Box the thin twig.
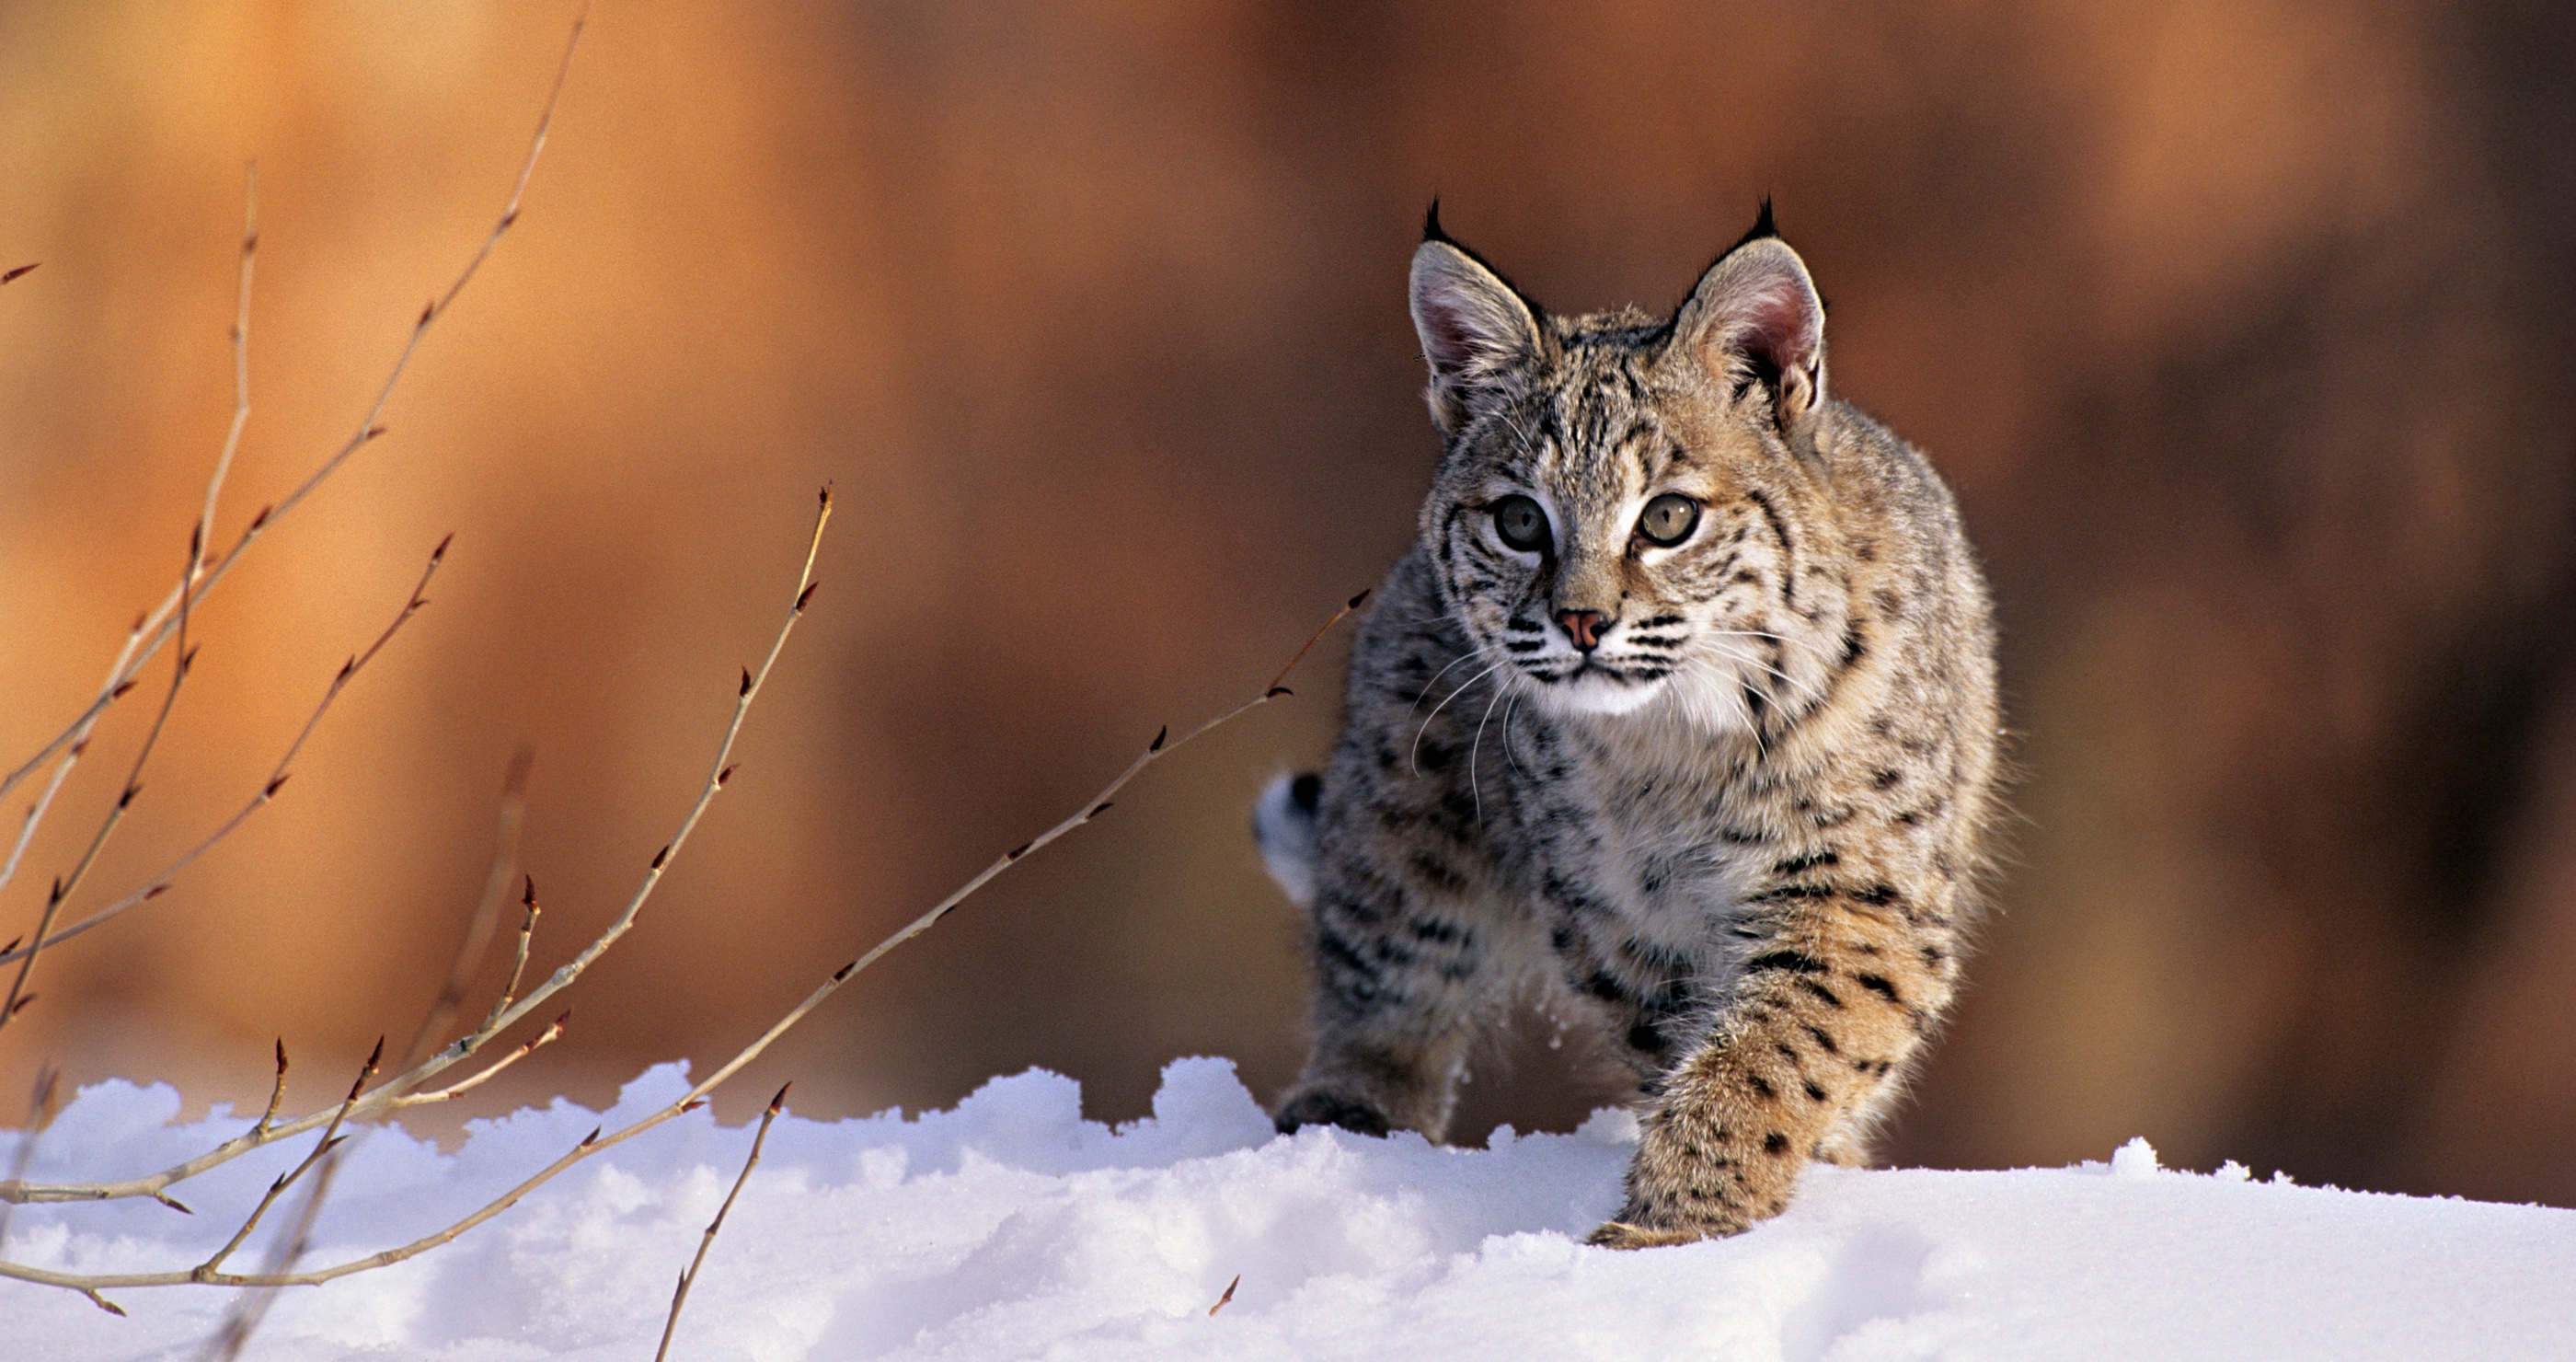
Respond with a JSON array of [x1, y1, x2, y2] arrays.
[[384, 1010, 567, 1108], [655, 1082, 788, 1362], [253, 1041, 288, 1139], [198, 748, 538, 1362], [0, 168, 254, 898], [806, 585, 1367, 994], [0, 530, 204, 1035], [409, 747, 535, 1060], [0, 8, 581, 846], [0, 581, 1362, 1291], [478, 876, 544, 1035], [0, 538, 449, 974], [1209, 1273, 1240, 1316], [0, 1064, 63, 1249], [193, 1041, 381, 1281]]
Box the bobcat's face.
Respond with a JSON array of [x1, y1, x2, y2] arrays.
[[1409, 213, 1835, 732]]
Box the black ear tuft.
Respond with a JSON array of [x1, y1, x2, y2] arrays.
[[1731, 197, 1779, 253], [1413, 202, 1540, 319]]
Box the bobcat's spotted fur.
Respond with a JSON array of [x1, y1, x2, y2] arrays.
[[1257, 206, 1999, 1245]]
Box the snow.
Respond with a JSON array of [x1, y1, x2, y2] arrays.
[[4, 1057, 2570, 1360]]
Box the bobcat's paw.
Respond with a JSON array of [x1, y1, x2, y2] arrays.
[[1584, 1219, 1712, 1250], [1584, 1200, 1758, 1250], [1272, 1089, 1391, 1137]]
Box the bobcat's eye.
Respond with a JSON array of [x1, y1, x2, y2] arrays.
[[1491, 494, 1550, 553], [1637, 493, 1700, 547]]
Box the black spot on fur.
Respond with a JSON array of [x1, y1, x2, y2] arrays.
[[1409, 854, 1467, 893], [1408, 916, 1468, 945], [1763, 1131, 1790, 1155]]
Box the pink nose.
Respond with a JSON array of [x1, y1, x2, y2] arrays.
[[1556, 609, 1607, 652]]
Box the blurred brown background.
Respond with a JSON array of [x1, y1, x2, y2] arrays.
[[2, 1, 2571, 1207]]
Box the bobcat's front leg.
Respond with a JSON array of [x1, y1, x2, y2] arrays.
[[1272, 555, 1533, 1142], [1274, 841, 1523, 1140], [1588, 905, 1954, 1247]]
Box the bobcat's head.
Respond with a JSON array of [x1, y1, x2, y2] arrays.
[[1409, 204, 1841, 733]]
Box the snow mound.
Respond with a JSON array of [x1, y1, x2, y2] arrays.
[[5, 1056, 2571, 1359]]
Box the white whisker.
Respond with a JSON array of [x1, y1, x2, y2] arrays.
[[1408, 644, 1496, 718], [1703, 635, 1830, 710], [1706, 628, 1839, 674], [1469, 674, 1514, 823], [1410, 654, 1513, 778]]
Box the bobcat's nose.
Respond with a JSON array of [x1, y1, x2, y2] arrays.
[[1556, 609, 1609, 652]]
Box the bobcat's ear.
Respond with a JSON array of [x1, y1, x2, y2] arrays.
[[1673, 210, 1826, 436], [1409, 207, 1544, 435]]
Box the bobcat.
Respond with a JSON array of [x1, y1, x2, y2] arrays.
[[1256, 204, 2000, 1246]]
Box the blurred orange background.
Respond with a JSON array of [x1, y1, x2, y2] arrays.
[[3, 1, 2572, 1209]]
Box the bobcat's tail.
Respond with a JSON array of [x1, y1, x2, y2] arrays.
[[1252, 771, 1323, 911]]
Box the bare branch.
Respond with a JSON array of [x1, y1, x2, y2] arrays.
[[0, 539, 448, 974], [1, 531, 205, 1035], [788, 585, 1367, 998], [193, 1041, 380, 1281], [410, 748, 536, 1059], [202, 163, 257, 583], [0, 1064, 63, 1248], [0, 487, 822, 1208], [655, 1082, 788, 1362], [481, 876, 543, 1032], [0, 576, 1359, 1291], [0, 9, 582, 841], [253, 1041, 288, 1138], [197, 747, 538, 1361], [0, 171, 254, 899], [385, 1010, 567, 1109]]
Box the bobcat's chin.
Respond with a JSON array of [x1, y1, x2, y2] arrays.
[[1537, 665, 1667, 717]]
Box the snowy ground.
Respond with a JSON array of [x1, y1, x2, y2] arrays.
[[3, 1058, 2568, 1360]]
